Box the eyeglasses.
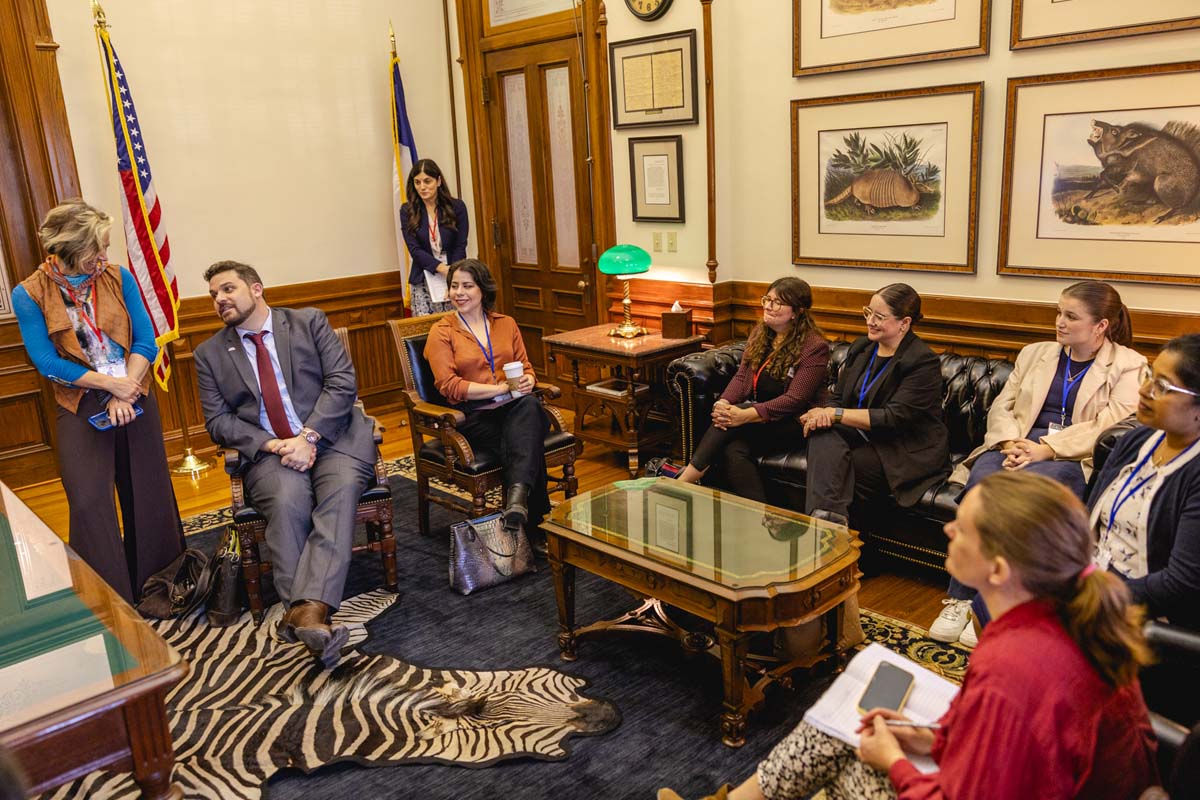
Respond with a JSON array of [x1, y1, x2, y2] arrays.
[[862, 306, 896, 324], [760, 296, 788, 310], [1144, 375, 1200, 400]]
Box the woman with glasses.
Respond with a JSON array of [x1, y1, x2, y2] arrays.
[[930, 281, 1146, 646], [673, 277, 828, 503], [798, 283, 950, 528]]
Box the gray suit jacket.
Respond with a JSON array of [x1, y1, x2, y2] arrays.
[[194, 307, 375, 466]]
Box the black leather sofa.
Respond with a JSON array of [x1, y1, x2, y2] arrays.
[[666, 340, 1015, 572]]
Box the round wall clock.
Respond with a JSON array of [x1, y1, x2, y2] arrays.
[[625, 0, 672, 22]]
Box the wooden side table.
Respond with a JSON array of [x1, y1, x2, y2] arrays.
[[545, 325, 704, 476]]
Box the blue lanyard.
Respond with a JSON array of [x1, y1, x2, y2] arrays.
[[1060, 349, 1093, 426], [856, 346, 889, 409], [458, 312, 495, 374], [1107, 433, 1200, 531]]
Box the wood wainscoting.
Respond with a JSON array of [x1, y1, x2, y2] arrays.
[[0, 272, 407, 487], [612, 278, 1195, 361]]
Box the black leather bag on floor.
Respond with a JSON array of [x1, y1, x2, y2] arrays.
[[206, 527, 245, 626], [137, 546, 215, 619], [449, 511, 535, 595]]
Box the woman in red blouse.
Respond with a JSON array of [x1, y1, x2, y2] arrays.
[[424, 259, 550, 536], [674, 277, 829, 503], [659, 470, 1158, 800]]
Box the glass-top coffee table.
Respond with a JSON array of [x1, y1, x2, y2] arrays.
[[0, 482, 188, 798], [542, 478, 861, 747]]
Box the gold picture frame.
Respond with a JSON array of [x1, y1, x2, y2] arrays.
[[1011, 0, 1200, 50], [998, 61, 1200, 285], [791, 82, 983, 274], [793, 0, 990, 77]]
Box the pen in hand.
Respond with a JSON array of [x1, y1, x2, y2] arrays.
[[884, 720, 941, 730]]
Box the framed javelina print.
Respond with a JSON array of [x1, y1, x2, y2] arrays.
[[792, 83, 983, 274], [999, 62, 1200, 285]]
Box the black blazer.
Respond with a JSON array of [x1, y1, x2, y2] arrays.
[[399, 197, 470, 286], [833, 330, 951, 506]]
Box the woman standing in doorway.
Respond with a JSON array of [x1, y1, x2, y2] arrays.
[[400, 158, 469, 315]]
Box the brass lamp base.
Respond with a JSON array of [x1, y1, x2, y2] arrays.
[[608, 279, 648, 339], [170, 447, 215, 477]]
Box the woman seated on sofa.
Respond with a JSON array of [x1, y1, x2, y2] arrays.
[[798, 283, 950, 527], [930, 280, 1147, 645], [674, 277, 829, 503], [658, 471, 1158, 800]]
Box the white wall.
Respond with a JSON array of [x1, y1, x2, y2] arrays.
[[606, 0, 1200, 312], [48, 0, 475, 298]]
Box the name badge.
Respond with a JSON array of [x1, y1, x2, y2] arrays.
[[96, 360, 127, 378], [1047, 422, 1066, 433], [1095, 549, 1112, 572]]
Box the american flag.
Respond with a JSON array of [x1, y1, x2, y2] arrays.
[[390, 29, 418, 317], [95, 21, 179, 389]]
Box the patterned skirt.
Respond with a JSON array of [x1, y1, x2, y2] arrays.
[[757, 721, 896, 800], [411, 280, 452, 316]]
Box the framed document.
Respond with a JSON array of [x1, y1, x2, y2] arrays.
[[792, 82, 983, 274], [1011, 0, 1200, 50], [998, 61, 1200, 285], [629, 135, 685, 222], [609, 30, 698, 129], [643, 485, 693, 566], [793, 0, 990, 76], [486, 0, 574, 33]]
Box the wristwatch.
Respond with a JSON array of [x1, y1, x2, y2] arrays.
[[833, 408, 844, 423], [300, 427, 321, 445]]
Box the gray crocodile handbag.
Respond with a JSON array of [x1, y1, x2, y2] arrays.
[[449, 511, 535, 595]]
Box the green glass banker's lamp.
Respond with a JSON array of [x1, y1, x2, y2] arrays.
[[597, 244, 651, 338]]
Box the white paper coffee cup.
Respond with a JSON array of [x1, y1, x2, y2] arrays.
[[503, 361, 526, 395]]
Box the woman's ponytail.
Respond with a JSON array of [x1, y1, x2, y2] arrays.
[[1061, 567, 1152, 687]]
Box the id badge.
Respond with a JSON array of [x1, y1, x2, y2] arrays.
[[1048, 422, 1065, 433], [1095, 549, 1112, 572], [96, 360, 127, 378]]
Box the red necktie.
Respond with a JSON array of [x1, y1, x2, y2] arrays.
[[245, 331, 294, 439]]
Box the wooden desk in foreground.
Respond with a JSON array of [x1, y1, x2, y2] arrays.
[[0, 482, 188, 799], [542, 479, 861, 747]]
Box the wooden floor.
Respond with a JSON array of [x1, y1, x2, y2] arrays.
[[13, 408, 947, 629]]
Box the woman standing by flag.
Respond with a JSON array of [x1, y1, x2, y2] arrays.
[[400, 159, 469, 315], [11, 200, 184, 604]]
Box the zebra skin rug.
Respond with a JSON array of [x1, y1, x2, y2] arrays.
[[43, 590, 619, 800]]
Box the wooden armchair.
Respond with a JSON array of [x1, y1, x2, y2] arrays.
[[224, 327, 397, 623], [386, 314, 582, 536]]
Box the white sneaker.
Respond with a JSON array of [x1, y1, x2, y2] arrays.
[[958, 620, 979, 649], [929, 598, 972, 643]]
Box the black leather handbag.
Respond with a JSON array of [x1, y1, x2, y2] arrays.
[[205, 527, 245, 626], [137, 546, 215, 619], [449, 511, 535, 595]]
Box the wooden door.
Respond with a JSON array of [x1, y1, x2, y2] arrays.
[[483, 39, 598, 380]]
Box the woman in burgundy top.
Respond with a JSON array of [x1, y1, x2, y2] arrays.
[[675, 277, 829, 504], [659, 471, 1158, 800]]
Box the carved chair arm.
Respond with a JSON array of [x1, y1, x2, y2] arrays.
[[533, 381, 562, 400], [411, 400, 467, 427]]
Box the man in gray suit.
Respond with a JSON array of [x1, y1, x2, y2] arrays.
[[195, 260, 375, 665]]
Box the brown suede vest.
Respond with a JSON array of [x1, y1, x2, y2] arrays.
[[20, 263, 148, 413]]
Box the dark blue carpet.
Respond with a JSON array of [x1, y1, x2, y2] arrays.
[[195, 479, 831, 800]]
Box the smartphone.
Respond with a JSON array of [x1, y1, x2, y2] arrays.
[[857, 662, 915, 715], [88, 404, 144, 431]]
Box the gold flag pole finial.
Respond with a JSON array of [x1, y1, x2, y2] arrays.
[[91, 0, 108, 29], [389, 20, 397, 57]]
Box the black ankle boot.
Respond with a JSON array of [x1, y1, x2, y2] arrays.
[[503, 483, 530, 531]]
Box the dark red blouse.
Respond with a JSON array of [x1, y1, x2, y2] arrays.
[[719, 330, 829, 422]]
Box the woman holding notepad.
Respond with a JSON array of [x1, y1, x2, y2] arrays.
[[658, 471, 1157, 800], [399, 158, 468, 315]]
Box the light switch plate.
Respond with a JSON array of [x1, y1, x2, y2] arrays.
[[667, 232, 678, 252], [652, 232, 663, 252]]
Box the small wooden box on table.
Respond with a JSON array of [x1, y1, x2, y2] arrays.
[[544, 325, 704, 476], [542, 479, 862, 747]]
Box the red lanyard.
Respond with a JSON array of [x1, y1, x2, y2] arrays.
[[428, 214, 440, 249], [752, 354, 774, 401], [44, 260, 103, 339]]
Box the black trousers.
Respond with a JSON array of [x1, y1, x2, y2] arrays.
[[56, 390, 185, 603], [803, 424, 889, 519], [458, 394, 552, 525], [691, 418, 805, 503]]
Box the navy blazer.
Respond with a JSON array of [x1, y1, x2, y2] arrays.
[[399, 197, 469, 286], [1087, 424, 1200, 629], [832, 330, 951, 506]]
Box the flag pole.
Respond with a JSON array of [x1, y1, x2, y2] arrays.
[[167, 341, 214, 477]]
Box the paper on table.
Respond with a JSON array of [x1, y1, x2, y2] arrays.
[[426, 269, 449, 303], [2, 483, 71, 600], [802, 643, 958, 775]]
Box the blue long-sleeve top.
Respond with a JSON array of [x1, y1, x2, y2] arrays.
[[12, 266, 159, 386]]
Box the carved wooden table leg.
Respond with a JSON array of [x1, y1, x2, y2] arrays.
[[549, 540, 577, 661], [717, 625, 750, 748], [124, 690, 182, 800]]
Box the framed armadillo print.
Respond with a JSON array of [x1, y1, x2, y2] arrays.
[[791, 83, 983, 274], [1012, 0, 1200, 50], [998, 62, 1200, 285], [792, 0, 990, 76]]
